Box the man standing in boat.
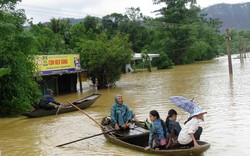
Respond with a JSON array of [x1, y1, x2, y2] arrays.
[[38, 89, 61, 110], [110, 94, 138, 130]]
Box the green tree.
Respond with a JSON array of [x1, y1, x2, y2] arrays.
[[0, 67, 11, 77], [69, 22, 87, 49], [152, 52, 174, 70], [220, 29, 250, 55], [83, 15, 103, 34], [152, 0, 221, 64], [0, 1, 41, 117], [29, 23, 68, 54], [141, 46, 152, 72], [48, 18, 71, 45], [102, 9, 153, 53], [0, 0, 20, 10], [119, 8, 152, 53], [78, 33, 133, 89], [125, 7, 144, 22], [101, 13, 128, 36]]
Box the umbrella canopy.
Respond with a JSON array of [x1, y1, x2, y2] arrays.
[[169, 96, 199, 114]]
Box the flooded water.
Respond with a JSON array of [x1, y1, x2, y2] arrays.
[[1, 55, 250, 156]]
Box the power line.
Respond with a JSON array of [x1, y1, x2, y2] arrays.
[[16, 4, 105, 22], [21, 4, 102, 16]]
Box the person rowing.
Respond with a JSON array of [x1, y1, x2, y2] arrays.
[[38, 89, 61, 110]]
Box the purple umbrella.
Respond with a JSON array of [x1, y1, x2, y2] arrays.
[[169, 96, 198, 114]]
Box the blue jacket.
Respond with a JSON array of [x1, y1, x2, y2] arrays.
[[148, 119, 166, 148], [39, 94, 60, 107], [167, 119, 182, 136]]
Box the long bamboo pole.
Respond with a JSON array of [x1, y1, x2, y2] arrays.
[[66, 100, 103, 128], [56, 129, 115, 147], [65, 100, 116, 138]]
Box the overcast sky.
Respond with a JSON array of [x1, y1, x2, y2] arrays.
[[16, 0, 250, 24]]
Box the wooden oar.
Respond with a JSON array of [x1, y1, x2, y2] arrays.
[[66, 100, 103, 128], [66, 100, 116, 138], [54, 105, 61, 117], [56, 129, 115, 147]]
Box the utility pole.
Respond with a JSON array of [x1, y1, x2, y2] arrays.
[[226, 29, 233, 75]]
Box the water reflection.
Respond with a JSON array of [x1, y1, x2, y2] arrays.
[[0, 56, 250, 156]]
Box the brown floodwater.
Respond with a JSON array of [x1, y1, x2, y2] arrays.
[[1, 55, 250, 156]]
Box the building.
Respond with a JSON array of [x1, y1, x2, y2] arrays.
[[34, 54, 84, 95], [125, 53, 160, 73]]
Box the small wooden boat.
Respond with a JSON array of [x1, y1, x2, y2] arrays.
[[22, 93, 101, 118], [101, 117, 210, 156]]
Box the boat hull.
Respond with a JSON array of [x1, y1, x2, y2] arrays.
[[22, 93, 101, 118], [101, 117, 210, 156]]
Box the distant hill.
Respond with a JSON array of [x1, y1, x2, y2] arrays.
[[200, 2, 250, 30], [40, 3, 250, 31], [63, 18, 84, 25]]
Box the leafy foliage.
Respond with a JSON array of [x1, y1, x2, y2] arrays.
[[218, 29, 250, 54], [153, 52, 174, 70], [0, 0, 236, 116], [0, 52, 41, 117], [29, 23, 69, 54], [0, 2, 40, 117], [78, 33, 133, 88], [101, 13, 128, 36], [0, 0, 20, 10], [152, 0, 221, 64], [0, 67, 11, 77]]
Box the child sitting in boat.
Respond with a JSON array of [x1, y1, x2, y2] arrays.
[[110, 94, 138, 130], [144, 110, 167, 151]]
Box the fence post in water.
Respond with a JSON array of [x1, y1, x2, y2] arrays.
[[78, 72, 83, 92], [226, 29, 233, 75]]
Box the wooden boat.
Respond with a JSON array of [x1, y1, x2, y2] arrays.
[[22, 93, 101, 118], [101, 117, 210, 156]]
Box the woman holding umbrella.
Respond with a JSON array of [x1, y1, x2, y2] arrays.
[[177, 107, 207, 148]]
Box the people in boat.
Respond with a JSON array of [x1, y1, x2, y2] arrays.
[[144, 110, 167, 151], [165, 109, 182, 136], [38, 89, 61, 110], [110, 94, 138, 130], [177, 107, 207, 148]]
